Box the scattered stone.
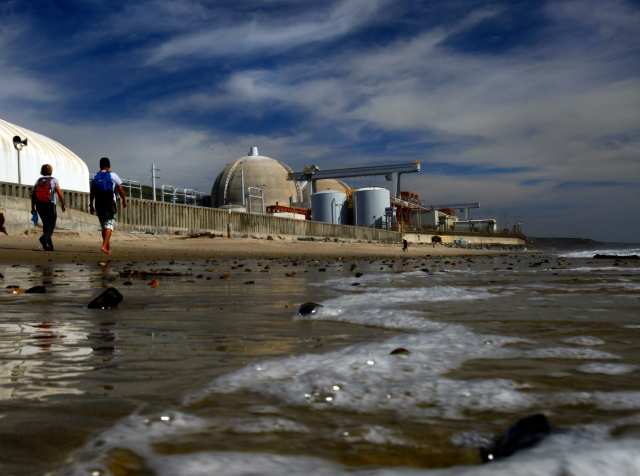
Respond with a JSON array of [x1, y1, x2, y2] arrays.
[[25, 285, 47, 294], [244, 280, 255, 285], [390, 347, 410, 356], [354, 272, 363, 278], [119, 269, 186, 278], [351, 282, 361, 286], [88, 288, 123, 310], [220, 273, 231, 280], [123, 281, 133, 286], [480, 414, 551, 463], [298, 302, 323, 316]]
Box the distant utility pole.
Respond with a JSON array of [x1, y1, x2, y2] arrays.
[[151, 163, 159, 201]]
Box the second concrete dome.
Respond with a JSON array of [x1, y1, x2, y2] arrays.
[[211, 147, 302, 209]]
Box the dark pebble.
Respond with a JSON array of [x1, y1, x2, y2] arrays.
[[88, 288, 123, 310], [480, 414, 551, 463], [25, 285, 47, 294], [390, 347, 410, 355], [298, 302, 323, 316]]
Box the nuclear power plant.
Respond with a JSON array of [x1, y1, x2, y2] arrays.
[[210, 145, 500, 234], [1, 117, 520, 240]]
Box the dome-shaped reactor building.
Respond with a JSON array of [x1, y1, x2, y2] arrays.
[[211, 147, 302, 210], [0, 118, 90, 192]]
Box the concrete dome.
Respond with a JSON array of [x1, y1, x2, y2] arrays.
[[211, 147, 302, 209], [0, 118, 90, 192]]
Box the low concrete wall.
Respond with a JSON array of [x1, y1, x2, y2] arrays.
[[0, 195, 98, 235], [118, 199, 400, 242], [404, 232, 525, 247], [0, 181, 400, 243]]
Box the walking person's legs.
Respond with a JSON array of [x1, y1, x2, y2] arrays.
[[36, 202, 56, 251], [99, 216, 115, 255]]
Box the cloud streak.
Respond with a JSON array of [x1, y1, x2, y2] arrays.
[[145, 0, 390, 64]]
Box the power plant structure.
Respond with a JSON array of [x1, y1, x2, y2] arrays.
[[211, 146, 503, 234], [1, 115, 516, 239]]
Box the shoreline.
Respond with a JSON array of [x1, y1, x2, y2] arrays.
[[0, 231, 527, 264]]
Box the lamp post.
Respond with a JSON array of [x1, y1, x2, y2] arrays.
[[12, 135, 28, 185]]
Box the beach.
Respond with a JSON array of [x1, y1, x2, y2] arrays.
[[0, 231, 516, 264], [1, 238, 639, 475]]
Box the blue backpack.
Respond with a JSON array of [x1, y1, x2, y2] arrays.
[[93, 171, 116, 215], [93, 171, 114, 193]]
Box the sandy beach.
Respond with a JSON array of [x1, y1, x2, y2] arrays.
[[0, 230, 518, 264]]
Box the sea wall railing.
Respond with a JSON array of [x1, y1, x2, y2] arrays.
[[0, 181, 400, 243]]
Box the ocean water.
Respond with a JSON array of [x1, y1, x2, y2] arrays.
[[0, 248, 639, 475]]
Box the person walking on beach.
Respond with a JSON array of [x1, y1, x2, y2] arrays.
[[89, 157, 126, 255], [402, 239, 409, 252], [31, 164, 65, 251]]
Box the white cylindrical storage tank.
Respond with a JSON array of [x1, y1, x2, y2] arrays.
[[311, 190, 347, 224], [0, 118, 90, 192], [353, 187, 390, 227]]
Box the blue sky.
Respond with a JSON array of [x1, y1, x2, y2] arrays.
[[1, 0, 639, 241]]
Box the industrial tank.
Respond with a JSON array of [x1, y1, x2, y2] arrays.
[[353, 187, 390, 227], [311, 190, 347, 224], [0, 118, 90, 192]]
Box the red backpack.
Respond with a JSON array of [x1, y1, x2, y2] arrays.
[[34, 177, 53, 203]]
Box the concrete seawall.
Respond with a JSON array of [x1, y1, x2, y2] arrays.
[[0, 195, 98, 235], [404, 232, 525, 247], [1, 182, 400, 243]]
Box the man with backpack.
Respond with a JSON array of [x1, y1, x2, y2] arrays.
[[89, 157, 126, 255], [31, 164, 66, 251]]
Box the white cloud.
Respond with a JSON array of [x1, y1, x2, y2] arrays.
[[145, 0, 390, 64]]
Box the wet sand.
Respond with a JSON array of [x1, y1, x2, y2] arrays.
[[0, 231, 518, 264]]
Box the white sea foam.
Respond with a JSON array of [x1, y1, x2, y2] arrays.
[[65, 435, 640, 476], [191, 329, 530, 418], [296, 286, 496, 330], [562, 336, 606, 346], [522, 347, 620, 360], [558, 248, 640, 259], [547, 391, 640, 410], [557, 266, 640, 273], [298, 307, 446, 331], [340, 425, 412, 446], [577, 363, 639, 375], [220, 417, 310, 434]]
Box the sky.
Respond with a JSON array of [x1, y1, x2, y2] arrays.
[[1, 0, 639, 241]]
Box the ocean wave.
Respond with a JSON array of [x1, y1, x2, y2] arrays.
[[558, 248, 640, 258]]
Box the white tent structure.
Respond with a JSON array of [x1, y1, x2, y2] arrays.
[[0, 118, 90, 192]]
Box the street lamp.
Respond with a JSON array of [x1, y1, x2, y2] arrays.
[[12, 135, 28, 185]]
